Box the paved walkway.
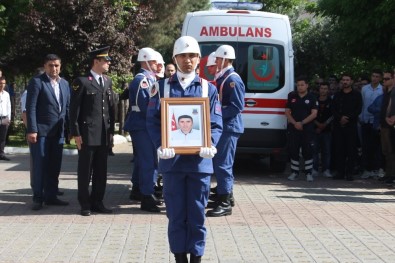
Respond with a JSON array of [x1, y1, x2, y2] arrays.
[[0, 142, 394, 262]]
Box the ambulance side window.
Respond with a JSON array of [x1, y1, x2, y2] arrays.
[[241, 44, 285, 93]]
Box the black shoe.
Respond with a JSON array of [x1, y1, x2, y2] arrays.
[[130, 187, 142, 201], [91, 203, 112, 214], [190, 253, 202, 263], [210, 186, 217, 194], [45, 198, 69, 206], [81, 209, 91, 216], [206, 194, 232, 217], [32, 202, 43, 211], [174, 253, 188, 263], [0, 155, 10, 161], [56, 191, 64, 196], [229, 192, 235, 207], [208, 192, 217, 202], [206, 200, 218, 209], [141, 195, 161, 213]]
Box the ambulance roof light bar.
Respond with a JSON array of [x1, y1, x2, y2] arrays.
[[211, 2, 264, 11]]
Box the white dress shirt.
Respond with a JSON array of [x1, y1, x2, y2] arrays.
[[0, 90, 11, 119]]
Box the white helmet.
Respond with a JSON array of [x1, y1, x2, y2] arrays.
[[206, 52, 216, 66], [173, 36, 201, 57], [137, 47, 157, 62], [154, 51, 165, 64], [215, 45, 236, 59]]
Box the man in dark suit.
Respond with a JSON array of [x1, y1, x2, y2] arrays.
[[26, 54, 70, 210], [69, 46, 115, 216]]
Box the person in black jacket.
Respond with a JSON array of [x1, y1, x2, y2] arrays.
[[285, 76, 318, 182], [69, 46, 115, 216], [332, 73, 362, 180]]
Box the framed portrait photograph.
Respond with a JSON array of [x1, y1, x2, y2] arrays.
[[161, 97, 211, 154]]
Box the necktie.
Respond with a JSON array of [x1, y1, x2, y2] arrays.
[[99, 76, 104, 89]]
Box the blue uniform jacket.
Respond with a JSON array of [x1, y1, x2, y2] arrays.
[[146, 75, 223, 174], [216, 68, 245, 133], [26, 73, 70, 138], [124, 69, 155, 131]]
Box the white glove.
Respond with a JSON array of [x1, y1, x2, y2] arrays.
[[199, 146, 217, 159], [157, 147, 175, 159]]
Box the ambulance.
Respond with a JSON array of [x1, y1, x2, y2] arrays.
[[182, 4, 294, 171]]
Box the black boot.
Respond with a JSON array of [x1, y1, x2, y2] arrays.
[[141, 195, 161, 213], [129, 187, 142, 201], [190, 253, 201, 263], [174, 253, 188, 263], [206, 194, 232, 217], [229, 192, 235, 207]]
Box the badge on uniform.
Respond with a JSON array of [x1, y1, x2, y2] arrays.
[[72, 81, 79, 91], [305, 100, 310, 104], [149, 84, 158, 97], [215, 101, 222, 115], [140, 80, 149, 89], [229, 82, 235, 88]]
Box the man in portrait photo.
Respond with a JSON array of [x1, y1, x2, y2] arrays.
[[170, 114, 202, 146]]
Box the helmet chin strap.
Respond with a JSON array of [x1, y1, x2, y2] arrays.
[[144, 61, 156, 79], [214, 58, 226, 80]]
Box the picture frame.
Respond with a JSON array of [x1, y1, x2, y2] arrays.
[[161, 97, 211, 154]]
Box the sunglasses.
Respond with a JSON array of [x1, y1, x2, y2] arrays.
[[383, 78, 392, 81]]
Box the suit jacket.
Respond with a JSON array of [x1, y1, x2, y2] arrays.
[[26, 73, 70, 138], [69, 72, 115, 146]]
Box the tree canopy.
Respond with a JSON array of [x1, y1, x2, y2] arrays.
[[317, 0, 395, 65], [1, 0, 153, 79]]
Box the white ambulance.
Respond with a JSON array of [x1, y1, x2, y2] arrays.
[[182, 6, 294, 171]]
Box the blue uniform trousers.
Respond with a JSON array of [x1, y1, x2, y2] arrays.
[[213, 132, 240, 195], [31, 136, 63, 202], [131, 130, 157, 195], [163, 172, 210, 256]]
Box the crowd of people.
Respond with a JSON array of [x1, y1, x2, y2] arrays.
[[288, 69, 395, 186], [1, 35, 395, 262]]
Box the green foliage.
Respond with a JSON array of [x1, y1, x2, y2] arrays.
[[317, 0, 395, 64], [1, 0, 153, 79], [108, 72, 133, 94], [138, 0, 210, 63]]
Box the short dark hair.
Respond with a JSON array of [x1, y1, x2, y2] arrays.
[[383, 69, 394, 77], [178, 115, 193, 122], [0, 76, 6, 82], [296, 75, 308, 84], [371, 68, 382, 76], [320, 81, 330, 87], [341, 72, 353, 80], [44, 54, 61, 64]]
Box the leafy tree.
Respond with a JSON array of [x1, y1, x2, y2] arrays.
[[316, 0, 395, 64], [2, 0, 153, 79], [138, 0, 210, 63]]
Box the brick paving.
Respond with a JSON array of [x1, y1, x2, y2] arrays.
[[0, 142, 394, 262]]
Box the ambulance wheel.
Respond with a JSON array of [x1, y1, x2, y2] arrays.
[[269, 154, 287, 173]]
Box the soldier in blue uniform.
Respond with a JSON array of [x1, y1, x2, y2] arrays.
[[206, 45, 245, 218], [285, 76, 318, 182], [123, 47, 162, 212], [146, 36, 223, 263]]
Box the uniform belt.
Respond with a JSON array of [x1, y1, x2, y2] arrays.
[[0, 116, 7, 119], [131, 106, 140, 112]]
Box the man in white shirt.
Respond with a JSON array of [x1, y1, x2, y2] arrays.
[[170, 115, 202, 146], [0, 76, 11, 161]]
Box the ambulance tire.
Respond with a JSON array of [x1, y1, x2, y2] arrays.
[[269, 154, 287, 173]]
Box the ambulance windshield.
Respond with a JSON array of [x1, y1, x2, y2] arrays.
[[199, 42, 285, 93]]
